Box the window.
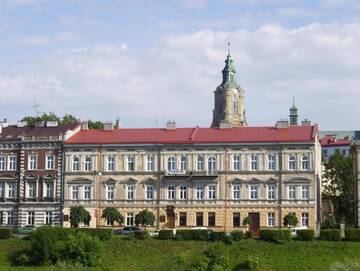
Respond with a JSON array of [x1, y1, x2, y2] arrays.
[[126, 212, 134, 226], [27, 182, 36, 198], [233, 95, 238, 112], [127, 156, 135, 171], [27, 211, 35, 225], [301, 185, 309, 199], [301, 213, 309, 227], [106, 184, 115, 200], [268, 154, 276, 170], [180, 156, 187, 171], [45, 182, 53, 198], [208, 156, 217, 173], [301, 156, 309, 170], [167, 156, 176, 172], [0, 183, 4, 198], [45, 211, 52, 225], [179, 212, 187, 226], [28, 154, 37, 170], [84, 186, 91, 200], [126, 185, 134, 200], [267, 184, 276, 200], [179, 185, 187, 200], [0, 156, 5, 170], [195, 185, 204, 199], [233, 212, 240, 227], [72, 157, 80, 171], [288, 156, 296, 171], [71, 186, 79, 200], [288, 185, 296, 200], [146, 155, 154, 171], [233, 154, 241, 171], [8, 156, 16, 171], [250, 155, 258, 171], [8, 183, 16, 198], [208, 185, 216, 199], [250, 185, 258, 200], [84, 157, 92, 171], [267, 213, 275, 227], [208, 212, 216, 227], [196, 212, 203, 226], [196, 156, 204, 171], [107, 157, 115, 171], [0, 211, 3, 225], [7, 211, 14, 225], [232, 184, 240, 199], [145, 185, 154, 200], [46, 155, 54, 170], [167, 185, 175, 200]]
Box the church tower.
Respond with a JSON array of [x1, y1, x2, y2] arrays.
[[211, 49, 247, 128], [289, 98, 298, 126]]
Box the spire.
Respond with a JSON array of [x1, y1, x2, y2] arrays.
[[221, 43, 238, 89], [289, 97, 298, 126]]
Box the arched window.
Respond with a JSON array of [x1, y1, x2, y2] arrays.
[[268, 154, 276, 171], [180, 156, 187, 171], [84, 157, 92, 171], [167, 157, 176, 172], [233, 95, 238, 113], [208, 156, 217, 173], [301, 156, 309, 170], [288, 156, 296, 171], [233, 154, 240, 171], [196, 156, 204, 171], [72, 157, 80, 171]]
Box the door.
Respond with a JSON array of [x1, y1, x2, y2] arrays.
[[166, 205, 175, 228], [248, 212, 260, 236]]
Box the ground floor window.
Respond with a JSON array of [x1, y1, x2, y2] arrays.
[[7, 212, 14, 225], [126, 212, 134, 226], [45, 211, 52, 225], [267, 213, 275, 227], [0, 211, 3, 225], [208, 212, 216, 227], [196, 212, 203, 226], [27, 211, 35, 226], [179, 212, 187, 226], [301, 213, 309, 227], [233, 212, 240, 227]]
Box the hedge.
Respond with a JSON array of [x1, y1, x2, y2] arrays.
[[31, 227, 112, 241], [231, 230, 245, 241], [320, 229, 341, 241], [259, 229, 291, 243], [158, 230, 174, 240], [176, 230, 210, 241], [296, 229, 314, 241], [209, 231, 226, 242], [133, 231, 150, 240], [345, 229, 360, 241], [0, 228, 12, 239]]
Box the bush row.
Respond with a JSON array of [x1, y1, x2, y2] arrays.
[[31, 227, 112, 241], [296, 229, 315, 241], [0, 228, 12, 239], [158, 229, 248, 241], [320, 229, 341, 241], [345, 229, 360, 241], [259, 229, 291, 243]]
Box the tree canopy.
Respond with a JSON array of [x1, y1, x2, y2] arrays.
[[283, 213, 298, 227], [101, 207, 124, 226], [69, 206, 91, 228], [135, 209, 155, 229]]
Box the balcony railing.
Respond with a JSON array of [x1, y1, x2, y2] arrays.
[[165, 169, 188, 176]]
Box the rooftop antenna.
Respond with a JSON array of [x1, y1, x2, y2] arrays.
[[31, 95, 43, 117], [227, 42, 231, 55], [292, 96, 295, 107]]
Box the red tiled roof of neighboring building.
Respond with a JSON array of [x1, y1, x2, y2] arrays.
[[320, 135, 350, 147], [65, 125, 318, 145]]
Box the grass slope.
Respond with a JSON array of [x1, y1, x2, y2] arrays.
[[1, 237, 360, 270]]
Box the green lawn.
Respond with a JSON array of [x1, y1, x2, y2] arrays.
[[1, 237, 360, 270]]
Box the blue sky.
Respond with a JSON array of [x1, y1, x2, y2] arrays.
[[0, 0, 360, 129]]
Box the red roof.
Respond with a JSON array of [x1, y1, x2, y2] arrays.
[[320, 135, 350, 147], [65, 125, 318, 145]]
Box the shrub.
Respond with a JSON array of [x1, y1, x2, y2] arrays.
[[245, 231, 252, 239], [158, 230, 174, 240], [36, 227, 112, 241], [135, 209, 155, 230], [259, 229, 291, 243], [231, 230, 245, 241], [283, 213, 298, 227], [62, 231, 102, 267], [0, 228, 12, 239], [296, 229, 314, 241], [134, 231, 150, 240], [320, 229, 341, 241], [30, 227, 59, 265], [13, 252, 31, 266], [345, 229, 360, 241], [176, 230, 193, 240], [209, 231, 226, 242], [323, 214, 338, 229], [176, 230, 209, 241], [235, 256, 259, 271], [77, 228, 112, 241], [223, 235, 233, 245]]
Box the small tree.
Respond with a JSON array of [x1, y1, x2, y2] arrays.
[[135, 209, 155, 230], [101, 207, 124, 226], [323, 214, 337, 229], [242, 216, 252, 227], [70, 206, 91, 228], [283, 213, 298, 227]]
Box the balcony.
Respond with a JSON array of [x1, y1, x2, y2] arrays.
[[165, 169, 189, 176]]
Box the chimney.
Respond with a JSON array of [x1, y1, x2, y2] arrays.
[[46, 120, 58, 127], [81, 121, 89, 130], [276, 119, 289, 129], [301, 119, 311, 126], [17, 121, 27, 127], [103, 121, 113, 131], [114, 118, 122, 129], [219, 121, 231, 129], [0, 118, 8, 128], [166, 120, 176, 130]]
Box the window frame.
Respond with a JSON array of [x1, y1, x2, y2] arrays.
[[249, 185, 259, 200]]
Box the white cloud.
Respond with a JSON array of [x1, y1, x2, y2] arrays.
[[1, 23, 360, 130]]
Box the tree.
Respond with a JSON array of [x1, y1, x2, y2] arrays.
[[135, 209, 155, 230], [22, 112, 59, 126], [323, 152, 354, 225], [101, 207, 124, 226], [70, 206, 91, 228], [283, 213, 298, 227], [242, 216, 252, 227], [323, 214, 337, 229], [61, 114, 79, 125], [88, 120, 104, 129]]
